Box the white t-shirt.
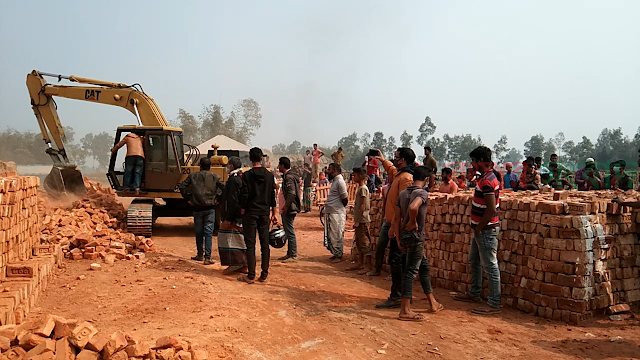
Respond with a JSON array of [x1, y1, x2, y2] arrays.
[[325, 174, 348, 214]]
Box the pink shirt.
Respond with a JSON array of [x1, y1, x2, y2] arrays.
[[312, 149, 322, 164]]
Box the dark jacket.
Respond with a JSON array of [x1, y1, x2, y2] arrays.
[[220, 171, 243, 222], [283, 171, 301, 214], [178, 170, 222, 211], [240, 167, 276, 216]]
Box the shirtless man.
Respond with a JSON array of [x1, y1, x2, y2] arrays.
[[111, 132, 145, 194]]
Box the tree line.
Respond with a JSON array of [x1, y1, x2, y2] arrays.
[[1, 97, 262, 170], [271, 116, 640, 171]]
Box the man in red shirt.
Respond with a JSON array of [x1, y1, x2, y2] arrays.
[[455, 146, 501, 315], [362, 155, 379, 193]]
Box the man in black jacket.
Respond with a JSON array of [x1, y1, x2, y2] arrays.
[[238, 148, 278, 284], [219, 156, 247, 274], [179, 157, 223, 265], [277, 157, 301, 262]]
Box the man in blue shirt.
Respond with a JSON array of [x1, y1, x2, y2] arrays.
[[503, 162, 519, 190]]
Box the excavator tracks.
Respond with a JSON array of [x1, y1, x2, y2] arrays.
[[127, 199, 154, 237]]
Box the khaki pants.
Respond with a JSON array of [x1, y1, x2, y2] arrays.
[[312, 163, 320, 181], [354, 224, 372, 256]]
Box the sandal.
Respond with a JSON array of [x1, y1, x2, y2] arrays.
[[454, 293, 482, 303], [472, 306, 501, 315], [257, 276, 268, 283], [427, 304, 444, 314], [399, 313, 426, 322], [237, 275, 255, 284]]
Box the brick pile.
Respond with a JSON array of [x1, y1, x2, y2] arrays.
[[0, 315, 207, 360], [0, 163, 62, 325], [0, 174, 41, 272], [364, 189, 640, 323], [38, 179, 155, 262]]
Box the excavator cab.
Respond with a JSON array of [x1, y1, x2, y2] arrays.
[[107, 126, 185, 194]]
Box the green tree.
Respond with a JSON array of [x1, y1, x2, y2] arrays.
[[552, 132, 565, 158], [504, 148, 523, 163], [370, 132, 387, 152], [442, 134, 483, 163], [359, 132, 371, 150], [400, 130, 413, 147], [562, 136, 595, 169], [231, 98, 262, 145], [493, 135, 509, 164], [272, 143, 286, 155], [428, 138, 447, 166], [286, 140, 302, 155], [199, 104, 225, 141], [416, 116, 436, 147], [337, 132, 362, 169], [81, 132, 112, 169], [594, 127, 634, 167], [176, 109, 200, 145], [385, 136, 397, 158]]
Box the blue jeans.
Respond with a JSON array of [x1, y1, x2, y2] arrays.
[[400, 234, 433, 299], [194, 209, 215, 259], [124, 156, 144, 190], [282, 213, 297, 258], [369, 174, 376, 193], [469, 226, 501, 308]]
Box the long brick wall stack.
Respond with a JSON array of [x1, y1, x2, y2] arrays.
[[364, 189, 640, 323], [0, 165, 63, 325]]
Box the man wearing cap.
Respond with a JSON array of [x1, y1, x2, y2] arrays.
[[575, 158, 602, 191]]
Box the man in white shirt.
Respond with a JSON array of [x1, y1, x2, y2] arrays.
[[323, 163, 348, 263]]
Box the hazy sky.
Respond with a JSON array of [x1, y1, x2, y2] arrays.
[[1, 1, 639, 153]]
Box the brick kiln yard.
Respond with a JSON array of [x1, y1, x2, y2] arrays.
[[26, 206, 640, 359], [0, 170, 638, 359]]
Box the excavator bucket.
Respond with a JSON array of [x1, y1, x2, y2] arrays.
[[43, 165, 86, 197]]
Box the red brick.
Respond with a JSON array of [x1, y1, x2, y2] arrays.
[[608, 304, 631, 314], [558, 298, 587, 313], [555, 274, 586, 288], [55, 338, 75, 360], [69, 322, 98, 349], [6, 264, 35, 278], [540, 283, 563, 297]]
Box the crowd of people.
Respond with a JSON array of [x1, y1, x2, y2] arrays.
[[175, 141, 640, 321]]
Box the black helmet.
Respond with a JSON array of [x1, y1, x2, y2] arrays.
[[269, 226, 287, 248]]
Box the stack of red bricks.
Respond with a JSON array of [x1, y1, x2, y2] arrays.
[[0, 165, 63, 325], [0, 314, 207, 360], [365, 189, 640, 323], [0, 173, 41, 270], [39, 180, 155, 262]]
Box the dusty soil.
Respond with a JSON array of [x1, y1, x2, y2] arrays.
[[29, 208, 640, 360]]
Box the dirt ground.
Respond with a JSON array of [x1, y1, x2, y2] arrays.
[[28, 207, 640, 360]]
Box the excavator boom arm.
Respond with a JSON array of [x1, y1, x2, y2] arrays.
[[26, 70, 168, 156]]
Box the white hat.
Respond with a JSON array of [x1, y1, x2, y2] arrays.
[[586, 157, 595, 163]]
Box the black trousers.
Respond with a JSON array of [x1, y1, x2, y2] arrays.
[[243, 213, 271, 280]]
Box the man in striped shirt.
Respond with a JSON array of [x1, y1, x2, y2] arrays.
[[455, 146, 502, 315]]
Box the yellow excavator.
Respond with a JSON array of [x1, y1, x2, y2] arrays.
[[27, 70, 229, 236]]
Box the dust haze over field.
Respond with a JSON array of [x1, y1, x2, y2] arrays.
[[1, 1, 639, 152]]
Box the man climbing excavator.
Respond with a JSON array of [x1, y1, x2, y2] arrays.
[[26, 70, 229, 236]]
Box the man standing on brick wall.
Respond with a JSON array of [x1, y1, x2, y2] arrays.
[[331, 147, 345, 166], [238, 148, 278, 284], [304, 150, 313, 169], [371, 147, 416, 310], [455, 146, 502, 315], [179, 157, 223, 265], [323, 163, 349, 262], [423, 146, 437, 190], [311, 144, 324, 181]]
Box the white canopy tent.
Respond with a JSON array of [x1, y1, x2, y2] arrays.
[[196, 135, 251, 154]]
